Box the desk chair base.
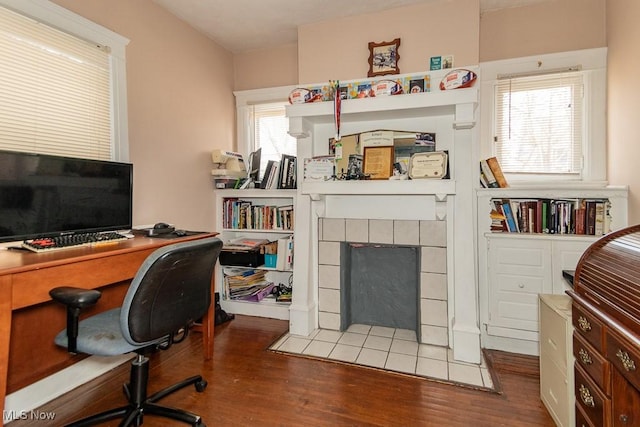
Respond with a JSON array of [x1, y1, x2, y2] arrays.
[[68, 354, 207, 427]]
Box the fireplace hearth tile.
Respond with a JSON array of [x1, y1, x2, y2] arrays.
[[356, 348, 387, 368], [338, 331, 367, 347], [390, 339, 419, 356], [393, 328, 417, 341], [328, 343, 360, 362], [270, 328, 497, 392], [369, 325, 395, 338], [363, 335, 392, 351], [386, 352, 417, 374]]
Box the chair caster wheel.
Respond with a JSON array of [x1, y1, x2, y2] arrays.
[[195, 379, 207, 392]]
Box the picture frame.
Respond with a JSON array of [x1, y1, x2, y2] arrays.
[[368, 38, 400, 77], [363, 146, 394, 179]]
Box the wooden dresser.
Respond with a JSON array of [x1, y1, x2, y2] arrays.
[[568, 224, 640, 426]]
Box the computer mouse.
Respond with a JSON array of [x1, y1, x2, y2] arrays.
[[174, 229, 187, 237], [153, 222, 171, 230]]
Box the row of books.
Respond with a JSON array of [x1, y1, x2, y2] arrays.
[[260, 154, 297, 189], [480, 157, 508, 188], [222, 267, 274, 301], [491, 198, 611, 236], [222, 198, 294, 230]]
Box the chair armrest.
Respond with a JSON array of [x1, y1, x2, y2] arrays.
[[49, 287, 102, 354], [49, 286, 101, 309]]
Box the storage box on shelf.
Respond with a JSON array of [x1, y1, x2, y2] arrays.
[[214, 189, 295, 320], [477, 186, 628, 355]]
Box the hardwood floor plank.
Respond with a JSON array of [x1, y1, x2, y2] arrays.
[[10, 315, 554, 426]]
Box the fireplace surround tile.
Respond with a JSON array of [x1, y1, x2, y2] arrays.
[[421, 272, 447, 300], [318, 217, 450, 348], [369, 219, 393, 243], [394, 220, 420, 245], [421, 247, 447, 274], [345, 219, 369, 242], [420, 220, 447, 247], [322, 218, 346, 241]]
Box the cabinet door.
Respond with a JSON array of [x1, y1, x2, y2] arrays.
[[552, 240, 594, 293], [488, 238, 552, 332]]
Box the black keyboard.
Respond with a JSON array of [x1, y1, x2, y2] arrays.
[[22, 232, 128, 253]]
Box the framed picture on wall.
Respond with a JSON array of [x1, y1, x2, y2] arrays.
[[368, 38, 401, 77]]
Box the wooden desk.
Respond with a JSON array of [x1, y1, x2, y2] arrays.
[[0, 233, 218, 413]]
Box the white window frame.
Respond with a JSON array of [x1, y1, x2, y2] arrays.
[[0, 0, 130, 161], [234, 85, 297, 158], [480, 48, 607, 185]]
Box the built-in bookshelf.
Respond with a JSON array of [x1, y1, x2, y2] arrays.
[[222, 198, 293, 231], [477, 186, 629, 355], [491, 197, 610, 236], [214, 189, 296, 320]]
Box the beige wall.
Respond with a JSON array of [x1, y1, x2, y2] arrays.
[[234, 43, 298, 91], [607, 0, 640, 224], [53, 0, 235, 232], [479, 0, 606, 62], [298, 0, 479, 84]]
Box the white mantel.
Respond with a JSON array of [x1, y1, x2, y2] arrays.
[[286, 77, 481, 363]]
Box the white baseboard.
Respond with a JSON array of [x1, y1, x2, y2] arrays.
[[3, 354, 133, 424]]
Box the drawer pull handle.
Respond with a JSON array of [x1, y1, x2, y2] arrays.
[[616, 349, 637, 372], [578, 348, 593, 365], [579, 384, 595, 408], [578, 316, 592, 332], [620, 414, 629, 424]]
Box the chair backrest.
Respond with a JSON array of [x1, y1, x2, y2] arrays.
[[120, 237, 223, 345]]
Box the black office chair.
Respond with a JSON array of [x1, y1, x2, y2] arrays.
[[49, 237, 223, 427]]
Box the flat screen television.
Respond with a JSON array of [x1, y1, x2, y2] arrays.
[[0, 150, 133, 243]]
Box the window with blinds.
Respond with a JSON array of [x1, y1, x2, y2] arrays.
[[0, 5, 112, 161], [252, 102, 296, 176], [494, 72, 583, 176]]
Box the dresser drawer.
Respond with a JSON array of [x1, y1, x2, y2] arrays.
[[575, 363, 610, 426], [607, 330, 640, 393], [574, 332, 611, 394], [573, 303, 605, 353], [575, 403, 596, 427], [576, 404, 596, 427]]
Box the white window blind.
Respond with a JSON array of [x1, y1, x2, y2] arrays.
[[0, 5, 112, 160], [494, 72, 583, 176], [252, 102, 296, 176]]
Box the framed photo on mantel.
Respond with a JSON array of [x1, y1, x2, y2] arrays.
[[363, 146, 394, 179], [368, 38, 401, 77]]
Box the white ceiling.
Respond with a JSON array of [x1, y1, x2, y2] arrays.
[[153, 0, 551, 53]]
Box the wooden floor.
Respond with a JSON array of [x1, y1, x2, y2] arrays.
[[11, 315, 555, 426]]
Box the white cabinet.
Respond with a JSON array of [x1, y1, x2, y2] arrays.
[[477, 187, 628, 355], [539, 294, 574, 427], [214, 189, 296, 320]]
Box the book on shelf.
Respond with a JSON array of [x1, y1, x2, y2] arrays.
[[260, 160, 279, 189], [222, 198, 294, 231], [278, 154, 297, 189], [223, 237, 270, 251], [275, 235, 294, 271], [490, 197, 611, 236], [485, 157, 508, 188], [479, 157, 508, 188], [480, 160, 499, 188]]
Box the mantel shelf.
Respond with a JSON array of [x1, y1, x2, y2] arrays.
[[301, 179, 455, 197], [286, 88, 478, 125]]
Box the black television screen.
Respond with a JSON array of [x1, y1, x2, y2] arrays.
[[0, 150, 133, 243]]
